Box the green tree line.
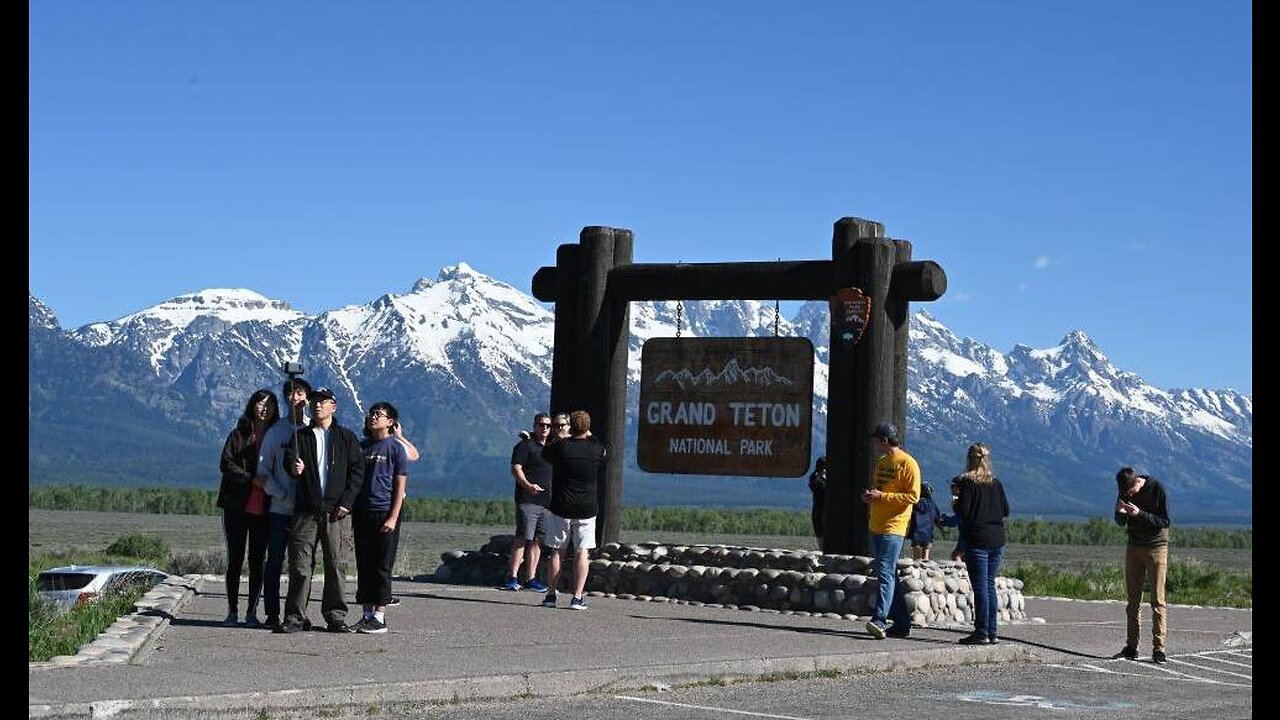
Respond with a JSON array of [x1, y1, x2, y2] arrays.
[[29, 484, 1251, 549]]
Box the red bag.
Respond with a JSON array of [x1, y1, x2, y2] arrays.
[[244, 485, 267, 516]]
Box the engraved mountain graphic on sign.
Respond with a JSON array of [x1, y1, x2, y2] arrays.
[[654, 359, 794, 390]]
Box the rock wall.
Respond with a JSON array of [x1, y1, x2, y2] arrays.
[[432, 536, 1026, 627]]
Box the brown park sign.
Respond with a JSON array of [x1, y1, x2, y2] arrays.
[[637, 337, 814, 477]]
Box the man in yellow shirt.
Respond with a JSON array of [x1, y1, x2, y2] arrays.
[[862, 422, 921, 639]]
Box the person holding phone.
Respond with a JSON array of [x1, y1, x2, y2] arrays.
[[1113, 467, 1171, 664]]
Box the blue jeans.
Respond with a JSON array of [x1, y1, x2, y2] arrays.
[[964, 546, 1005, 638], [262, 512, 293, 622], [870, 533, 911, 629]]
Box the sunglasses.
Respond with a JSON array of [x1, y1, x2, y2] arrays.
[[535, 422, 552, 428]]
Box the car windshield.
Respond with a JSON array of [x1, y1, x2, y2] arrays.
[[37, 572, 95, 591]]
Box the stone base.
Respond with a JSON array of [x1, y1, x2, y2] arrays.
[[432, 537, 1026, 625]]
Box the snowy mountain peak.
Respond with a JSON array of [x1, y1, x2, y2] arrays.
[[437, 262, 482, 283], [117, 288, 302, 327], [29, 293, 59, 330]]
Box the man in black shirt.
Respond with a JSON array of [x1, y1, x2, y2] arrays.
[[502, 413, 553, 592], [539, 410, 607, 610], [1113, 467, 1172, 664]]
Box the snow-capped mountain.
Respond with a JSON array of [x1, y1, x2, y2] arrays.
[[28, 266, 1252, 522]]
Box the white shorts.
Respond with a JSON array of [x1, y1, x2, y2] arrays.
[[544, 513, 597, 550]]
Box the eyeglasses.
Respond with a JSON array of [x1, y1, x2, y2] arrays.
[[367, 412, 389, 420]]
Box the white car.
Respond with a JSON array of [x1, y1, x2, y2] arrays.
[[35, 565, 170, 610]]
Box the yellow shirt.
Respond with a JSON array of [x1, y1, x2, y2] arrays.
[[869, 449, 921, 536]]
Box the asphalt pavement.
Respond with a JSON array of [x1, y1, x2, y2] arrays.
[[27, 575, 1252, 719]]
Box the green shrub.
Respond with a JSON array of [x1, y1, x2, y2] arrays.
[[168, 549, 225, 575], [1010, 560, 1251, 609], [105, 533, 169, 561]]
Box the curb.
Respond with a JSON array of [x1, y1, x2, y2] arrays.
[[28, 643, 1028, 718]]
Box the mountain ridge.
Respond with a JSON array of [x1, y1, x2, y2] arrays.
[[28, 268, 1252, 524]]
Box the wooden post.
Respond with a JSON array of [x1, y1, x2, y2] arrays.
[[890, 239, 913, 444], [823, 217, 882, 556], [602, 229, 633, 544], [848, 234, 898, 557]]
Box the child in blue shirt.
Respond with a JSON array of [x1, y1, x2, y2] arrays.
[[907, 482, 942, 560]]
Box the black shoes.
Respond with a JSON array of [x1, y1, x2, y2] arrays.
[[327, 622, 354, 633], [885, 625, 910, 639], [958, 633, 991, 645], [1152, 650, 1168, 664], [1115, 645, 1138, 660], [274, 621, 305, 634]]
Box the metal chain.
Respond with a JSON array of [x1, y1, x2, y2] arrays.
[[676, 300, 684, 338], [773, 259, 782, 337]]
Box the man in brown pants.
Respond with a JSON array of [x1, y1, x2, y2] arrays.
[[1113, 467, 1171, 664]]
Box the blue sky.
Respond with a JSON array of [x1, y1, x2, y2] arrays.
[[29, 2, 1252, 393]]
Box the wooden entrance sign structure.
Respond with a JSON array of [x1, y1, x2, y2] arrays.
[[531, 216, 946, 556]]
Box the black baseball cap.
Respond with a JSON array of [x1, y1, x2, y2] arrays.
[[870, 422, 899, 442], [309, 387, 337, 403]]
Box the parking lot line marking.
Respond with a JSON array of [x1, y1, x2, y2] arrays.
[[1047, 663, 1251, 687], [615, 696, 813, 720], [1193, 653, 1252, 669], [1166, 658, 1252, 680]]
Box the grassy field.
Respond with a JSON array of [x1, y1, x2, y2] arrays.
[[28, 508, 1252, 576]]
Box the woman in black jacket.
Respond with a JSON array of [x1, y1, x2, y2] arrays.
[[954, 442, 1010, 645], [218, 389, 279, 627]]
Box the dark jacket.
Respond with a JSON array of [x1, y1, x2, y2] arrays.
[[956, 476, 1010, 549], [1114, 476, 1171, 547], [288, 422, 364, 514], [908, 496, 941, 546], [217, 426, 260, 510]]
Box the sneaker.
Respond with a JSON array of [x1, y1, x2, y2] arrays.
[[523, 579, 550, 593], [1152, 650, 1168, 664], [987, 635, 999, 645], [541, 592, 558, 608], [222, 611, 238, 627], [326, 622, 354, 633], [886, 625, 910, 639], [501, 577, 522, 591], [569, 596, 589, 610], [386, 596, 401, 606], [358, 618, 388, 634], [865, 621, 887, 640], [1114, 645, 1138, 660], [958, 633, 990, 645]]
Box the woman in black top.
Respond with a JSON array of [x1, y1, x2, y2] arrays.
[[954, 443, 1010, 645], [218, 388, 279, 627], [808, 456, 827, 552]]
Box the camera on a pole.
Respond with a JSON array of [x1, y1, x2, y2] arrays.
[[281, 361, 305, 378]]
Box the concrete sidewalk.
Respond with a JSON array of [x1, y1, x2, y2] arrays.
[[28, 576, 1252, 719]]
